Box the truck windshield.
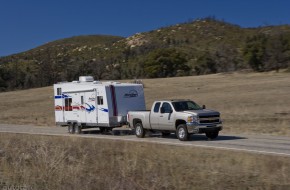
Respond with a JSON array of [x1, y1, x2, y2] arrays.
[[172, 101, 202, 111]]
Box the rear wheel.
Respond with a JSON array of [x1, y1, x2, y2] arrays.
[[135, 123, 145, 138], [176, 124, 189, 141], [206, 131, 219, 139], [68, 123, 75, 134], [75, 125, 82, 134]]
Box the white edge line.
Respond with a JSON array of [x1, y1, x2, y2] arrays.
[[1, 130, 290, 157]]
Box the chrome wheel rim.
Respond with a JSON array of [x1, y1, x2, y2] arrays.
[[178, 128, 185, 139], [136, 126, 141, 135]]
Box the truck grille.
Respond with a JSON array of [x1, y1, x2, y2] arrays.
[[199, 115, 220, 124]]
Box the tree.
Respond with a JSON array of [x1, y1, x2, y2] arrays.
[[194, 51, 217, 75], [244, 34, 290, 72], [0, 65, 9, 91], [265, 35, 290, 72], [214, 44, 242, 72], [243, 34, 267, 71], [144, 49, 190, 78]]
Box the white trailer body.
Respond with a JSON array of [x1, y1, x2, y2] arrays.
[[54, 76, 146, 129]]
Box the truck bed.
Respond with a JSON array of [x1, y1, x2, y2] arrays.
[[127, 110, 151, 129]]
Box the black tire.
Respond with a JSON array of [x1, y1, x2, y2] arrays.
[[68, 123, 75, 134], [206, 131, 219, 139], [161, 132, 171, 137], [176, 124, 189, 141], [99, 127, 105, 133], [135, 123, 145, 138], [75, 125, 82, 134]]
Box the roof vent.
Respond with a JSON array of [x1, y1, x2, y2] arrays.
[[79, 76, 94, 82]]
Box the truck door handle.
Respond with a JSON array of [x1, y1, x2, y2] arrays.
[[160, 116, 163, 117]]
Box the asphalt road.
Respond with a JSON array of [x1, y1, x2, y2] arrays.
[[1, 124, 290, 157]]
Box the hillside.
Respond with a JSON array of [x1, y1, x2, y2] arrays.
[[0, 72, 289, 136], [0, 18, 290, 91]]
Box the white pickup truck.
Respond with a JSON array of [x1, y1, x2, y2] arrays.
[[127, 100, 223, 141]]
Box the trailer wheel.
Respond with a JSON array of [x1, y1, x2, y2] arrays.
[[68, 123, 75, 134], [176, 124, 189, 141], [75, 125, 82, 134], [206, 131, 219, 139], [135, 123, 145, 138]]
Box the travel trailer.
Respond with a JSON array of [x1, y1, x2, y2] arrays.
[[54, 76, 146, 134]]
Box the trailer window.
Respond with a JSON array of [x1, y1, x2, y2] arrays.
[[65, 98, 72, 111], [81, 96, 84, 104], [153, 102, 161, 113], [57, 88, 62, 95], [97, 96, 103, 105]]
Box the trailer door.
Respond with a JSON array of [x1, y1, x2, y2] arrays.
[[79, 92, 86, 123], [84, 89, 98, 124], [96, 87, 109, 124]]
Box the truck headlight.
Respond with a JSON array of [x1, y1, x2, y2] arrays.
[[187, 116, 198, 123]]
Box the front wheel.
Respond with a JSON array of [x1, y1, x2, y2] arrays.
[[176, 124, 189, 141], [206, 131, 219, 139], [135, 123, 145, 138]]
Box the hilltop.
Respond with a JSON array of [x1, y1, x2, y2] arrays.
[[0, 17, 290, 91]]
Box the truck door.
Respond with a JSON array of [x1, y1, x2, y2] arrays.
[[150, 102, 161, 129], [158, 102, 175, 130]]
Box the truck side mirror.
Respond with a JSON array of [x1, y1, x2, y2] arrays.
[[202, 105, 206, 109], [160, 107, 165, 113]]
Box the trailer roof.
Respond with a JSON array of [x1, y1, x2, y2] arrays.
[[54, 81, 143, 87]]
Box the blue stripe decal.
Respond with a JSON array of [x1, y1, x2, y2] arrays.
[[99, 108, 109, 112], [54, 94, 71, 99], [85, 103, 95, 112]]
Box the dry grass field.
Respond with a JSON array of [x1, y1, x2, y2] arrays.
[[1, 72, 290, 189], [0, 71, 289, 136], [1, 133, 290, 190]]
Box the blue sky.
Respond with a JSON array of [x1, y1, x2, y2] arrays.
[[0, 0, 290, 57]]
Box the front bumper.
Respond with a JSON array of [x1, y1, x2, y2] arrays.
[[186, 122, 223, 134]]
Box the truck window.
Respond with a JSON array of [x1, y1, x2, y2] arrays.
[[172, 101, 202, 111], [97, 96, 103, 105], [161, 102, 172, 113], [57, 88, 62, 95], [153, 102, 161, 113], [65, 98, 72, 111]]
